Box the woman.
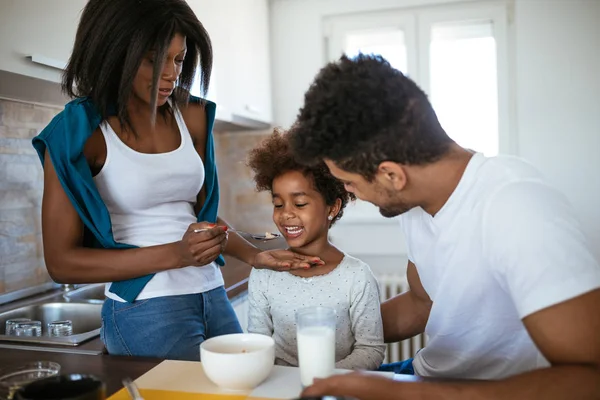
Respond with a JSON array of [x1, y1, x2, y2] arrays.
[[33, 0, 321, 360]]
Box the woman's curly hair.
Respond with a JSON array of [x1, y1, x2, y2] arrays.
[[247, 129, 355, 225]]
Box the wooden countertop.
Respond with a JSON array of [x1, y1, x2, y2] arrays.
[[0, 348, 162, 396], [0, 348, 433, 397]]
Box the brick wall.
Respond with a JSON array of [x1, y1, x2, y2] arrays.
[[213, 130, 277, 235], [0, 98, 60, 295], [0, 97, 275, 296]]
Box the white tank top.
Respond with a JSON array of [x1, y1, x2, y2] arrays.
[[94, 104, 224, 302]]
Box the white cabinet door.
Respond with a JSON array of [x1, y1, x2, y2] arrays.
[[187, 0, 235, 122], [187, 0, 272, 125], [228, 0, 273, 124], [0, 0, 87, 82], [231, 292, 249, 332]]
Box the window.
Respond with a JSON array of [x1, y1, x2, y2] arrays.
[[429, 20, 499, 156], [324, 3, 511, 222], [326, 3, 510, 157], [345, 28, 409, 75]]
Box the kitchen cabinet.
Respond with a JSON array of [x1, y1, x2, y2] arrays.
[[227, 0, 273, 124], [187, 0, 273, 127], [0, 0, 272, 128], [231, 292, 249, 332], [0, 0, 87, 83]]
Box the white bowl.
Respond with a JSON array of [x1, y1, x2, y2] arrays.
[[200, 333, 275, 391]]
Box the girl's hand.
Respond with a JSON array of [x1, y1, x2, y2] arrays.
[[177, 222, 228, 267], [251, 249, 324, 271]]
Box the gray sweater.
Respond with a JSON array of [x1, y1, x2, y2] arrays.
[[247, 254, 385, 370]]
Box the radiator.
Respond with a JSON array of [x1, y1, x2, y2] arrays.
[[377, 274, 427, 363]]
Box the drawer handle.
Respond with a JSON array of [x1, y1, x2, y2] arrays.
[[245, 104, 261, 115]]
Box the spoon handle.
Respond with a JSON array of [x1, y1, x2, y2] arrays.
[[122, 378, 144, 400], [193, 228, 281, 240]]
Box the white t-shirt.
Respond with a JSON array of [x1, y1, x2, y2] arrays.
[[402, 153, 600, 379]]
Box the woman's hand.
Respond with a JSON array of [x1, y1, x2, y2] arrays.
[[251, 249, 324, 271], [177, 222, 228, 267]]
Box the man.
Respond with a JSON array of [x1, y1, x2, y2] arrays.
[[288, 54, 600, 399]]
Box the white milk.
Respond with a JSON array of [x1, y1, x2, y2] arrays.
[[297, 326, 336, 387]]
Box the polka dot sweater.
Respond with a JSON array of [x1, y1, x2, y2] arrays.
[[247, 254, 385, 370]]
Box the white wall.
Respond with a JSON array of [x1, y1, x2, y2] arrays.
[[270, 0, 462, 127], [514, 0, 600, 261], [270, 0, 600, 264]]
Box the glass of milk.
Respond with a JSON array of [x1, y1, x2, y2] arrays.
[[296, 306, 336, 387]]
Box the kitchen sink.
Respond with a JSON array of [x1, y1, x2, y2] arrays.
[[63, 283, 106, 304], [0, 302, 102, 346]]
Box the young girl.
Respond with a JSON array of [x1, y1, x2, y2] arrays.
[[246, 130, 385, 370]]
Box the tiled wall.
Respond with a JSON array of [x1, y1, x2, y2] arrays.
[[0, 96, 274, 296], [0, 98, 60, 295], [214, 130, 276, 234]]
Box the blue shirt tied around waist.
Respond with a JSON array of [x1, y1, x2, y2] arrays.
[[31, 96, 224, 303]]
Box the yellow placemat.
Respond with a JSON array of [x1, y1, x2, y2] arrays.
[[105, 360, 299, 400], [106, 359, 392, 400]]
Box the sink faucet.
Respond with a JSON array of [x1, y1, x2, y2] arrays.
[[61, 284, 77, 292]]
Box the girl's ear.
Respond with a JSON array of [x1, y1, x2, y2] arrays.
[[327, 198, 343, 222]]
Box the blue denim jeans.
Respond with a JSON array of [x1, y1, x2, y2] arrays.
[[100, 286, 242, 360], [378, 358, 415, 375]]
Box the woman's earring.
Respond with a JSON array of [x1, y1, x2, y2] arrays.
[[328, 215, 334, 221]]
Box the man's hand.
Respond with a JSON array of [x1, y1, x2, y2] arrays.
[[251, 249, 324, 271], [301, 373, 383, 400]]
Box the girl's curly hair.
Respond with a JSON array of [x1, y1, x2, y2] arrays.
[[247, 129, 355, 225]]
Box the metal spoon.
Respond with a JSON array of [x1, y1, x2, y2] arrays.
[[193, 228, 281, 241], [122, 377, 144, 400]]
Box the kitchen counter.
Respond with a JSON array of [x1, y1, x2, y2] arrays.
[[0, 348, 162, 396], [0, 236, 287, 355], [0, 336, 106, 356], [0, 266, 247, 356], [0, 348, 430, 397], [0, 279, 249, 356]]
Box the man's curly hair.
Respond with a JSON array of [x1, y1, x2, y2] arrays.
[[247, 129, 355, 225], [288, 54, 454, 180]]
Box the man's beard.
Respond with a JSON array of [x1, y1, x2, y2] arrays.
[[376, 186, 413, 218], [378, 203, 412, 218]]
